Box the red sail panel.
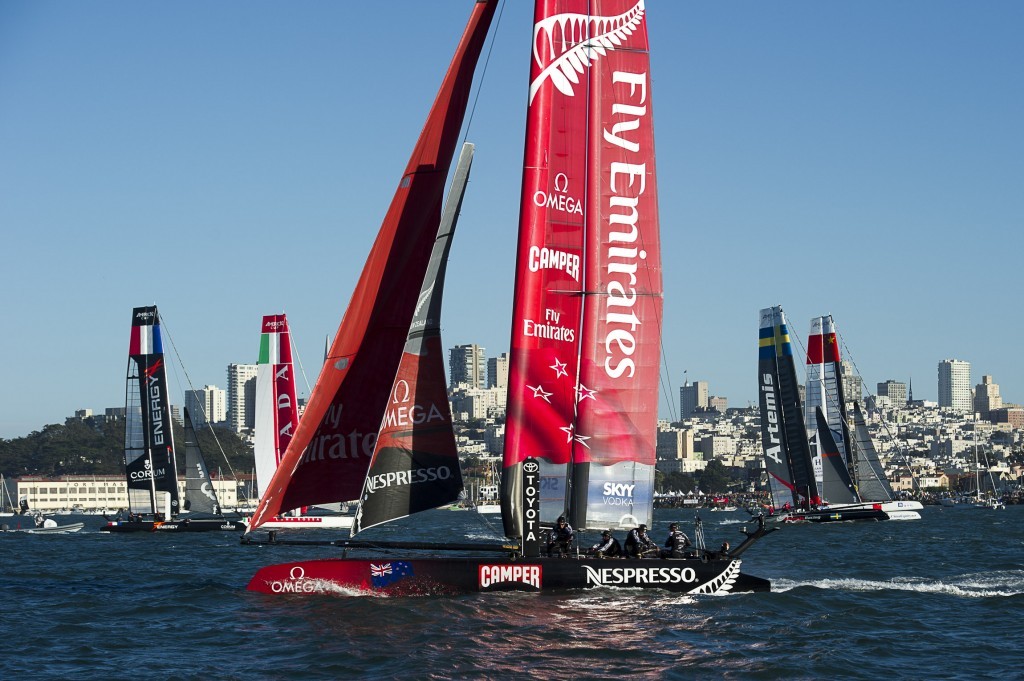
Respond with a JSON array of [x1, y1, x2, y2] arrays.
[[574, 0, 661, 529], [502, 0, 591, 536], [250, 1, 496, 530]]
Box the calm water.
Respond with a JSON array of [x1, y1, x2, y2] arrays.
[[2, 506, 1022, 680]]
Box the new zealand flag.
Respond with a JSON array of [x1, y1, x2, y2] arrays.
[[370, 561, 414, 588]]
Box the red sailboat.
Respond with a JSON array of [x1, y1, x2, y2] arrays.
[[246, 0, 772, 596]]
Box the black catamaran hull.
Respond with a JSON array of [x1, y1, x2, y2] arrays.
[[100, 518, 244, 533], [772, 500, 923, 524], [247, 556, 771, 595]]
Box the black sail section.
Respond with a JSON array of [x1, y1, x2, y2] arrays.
[[815, 407, 859, 504], [353, 144, 474, 534], [757, 306, 818, 507], [183, 408, 221, 516]]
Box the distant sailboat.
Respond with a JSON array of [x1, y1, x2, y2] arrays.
[[101, 306, 242, 533], [757, 308, 921, 522], [246, 314, 353, 531]]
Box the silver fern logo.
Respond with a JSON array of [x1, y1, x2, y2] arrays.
[[529, 0, 645, 104], [687, 560, 742, 595]]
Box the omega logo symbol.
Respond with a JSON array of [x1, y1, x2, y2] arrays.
[[533, 173, 582, 215], [391, 379, 411, 404], [289, 566, 306, 580]]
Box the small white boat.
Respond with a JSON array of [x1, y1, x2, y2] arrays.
[[1, 516, 85, 534]]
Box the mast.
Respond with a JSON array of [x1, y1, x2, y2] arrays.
[[249, 1, 497, 531], [503, 0, 659, 537]]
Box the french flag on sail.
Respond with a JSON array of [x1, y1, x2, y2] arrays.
[[129, 322, 162, 356]]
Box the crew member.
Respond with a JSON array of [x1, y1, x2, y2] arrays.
[[661, 522, 691, 558], [624, 524, 658, 558], [588, 530, 622, 558], [546, 516, 574, 557]]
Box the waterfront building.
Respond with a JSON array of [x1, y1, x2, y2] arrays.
[[185, 385, 227, 426], [227, 363, 258, 433], [12, 474, 240, 513], [450, 344, 487, 389], [938, 359, 972, 412]]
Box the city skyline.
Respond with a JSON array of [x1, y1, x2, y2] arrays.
[[2, 1, 1023, 439]]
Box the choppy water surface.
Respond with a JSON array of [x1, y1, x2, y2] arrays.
[[2, 506, 1022, 680]]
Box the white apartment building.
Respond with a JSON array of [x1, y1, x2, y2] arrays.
[[938, 359, 972, 412], [185, 385, 227, 426], [227, 363, 258, 433]]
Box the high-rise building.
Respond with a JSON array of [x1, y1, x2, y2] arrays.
[[185, 385, 227, 426], [974, 375, 1002, 419], [227, 363, 258, 433], [840, 360, 863, 404], [938, 359, 972, 412], [450, 344, 487, 389], [488, 353, 509, 390], [679, 380, 708, 418], [877, 380, 907, 406]]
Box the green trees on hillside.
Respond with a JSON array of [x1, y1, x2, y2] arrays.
[[0, 417, 254, 478]]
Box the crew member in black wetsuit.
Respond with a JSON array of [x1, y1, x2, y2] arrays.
[[588, 530, 622, 558], [660, 522, 691, 558], [546, 516, 574, 557], [624, 524, 658, 558]]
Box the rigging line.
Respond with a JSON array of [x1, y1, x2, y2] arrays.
[[287, 318, 314, 397], [834, 327, 920, 490], [461, 0, 506, 144], [159, 313, 240, 484]]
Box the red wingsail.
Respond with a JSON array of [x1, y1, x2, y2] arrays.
[[250, 1, 496, 530], [503, 0, 661, 535]]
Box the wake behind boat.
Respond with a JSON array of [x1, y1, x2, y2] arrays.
[[245, 0, 772, 596]]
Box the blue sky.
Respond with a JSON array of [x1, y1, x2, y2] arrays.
[[1, 1, 1022, 439]]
